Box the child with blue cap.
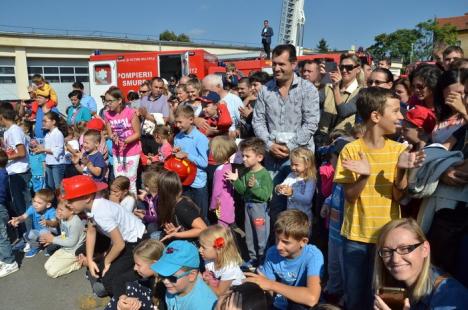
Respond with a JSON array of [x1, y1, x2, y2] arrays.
[[151, 240, 217, 309]]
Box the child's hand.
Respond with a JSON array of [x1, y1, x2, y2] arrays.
[[8, 217, 19, 227], [172, 146, 181, 154], [174, 151, 188, 159], [88, 260, 100, 278], [39, 232, 54, 244], [117, 295, 142, 310], [342, 152, 371, 176], [160, 223, 181, 242], [397, 147, 425, 169], [80, 154, 90, 166], [320, 204, 330, 218], [282, 185, 293, 196], [224, 169, 239, 182], [137, 189, 148, 201], [247, 175, 256, 188], [77, 254, 88, 267], [446, 91, 467, 116], [133, 209, 145, 219], [39, 216, 47, 227]]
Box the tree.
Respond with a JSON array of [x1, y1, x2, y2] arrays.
[[413, 19, 458, 61], [316, 38, 329, 53], [159, 30, 191, 42], [367, 29, 421, 65]]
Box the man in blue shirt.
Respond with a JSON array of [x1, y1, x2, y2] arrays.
[[72, 82, 97, 114], [151, 240, 217, 310]]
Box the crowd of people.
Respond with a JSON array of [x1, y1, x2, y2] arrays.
[[0, 43, 467, 310]]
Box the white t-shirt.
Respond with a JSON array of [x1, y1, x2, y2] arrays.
[[65, 139, 80, 164], [90, 197, 145, 243], [222, 93, 243, 132], [44, 127, 66, 165], [4, 124, 29, 175], [120, 196, 136, 214], [205, 261, 245, 286]]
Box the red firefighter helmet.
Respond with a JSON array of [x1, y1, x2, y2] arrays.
[[164, 155, 197, 186]]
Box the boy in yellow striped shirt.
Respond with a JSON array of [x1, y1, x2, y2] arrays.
[[334, 88, 425, 310]]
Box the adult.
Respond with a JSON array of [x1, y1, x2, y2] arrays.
[[72, 82, 97, 114], [442, 45, 464, 71], [301, 60, 329, 109], [202, 74, 243, 139], [373, 218, 468, 310], [261, 20, 274, 60], [138, 77, 170, 154], [318, 53, 362, 137], [66, 90, 92, 126], [393, 78, 412, 105], [409, 64, 442, 109], [367, 68, 394, 89], [253, 44, 319, 225], [138, 80, 151, 99], [249, 71, 271, 96], [178, 75, 190, 86], [362, 63, 373, 83], [237, 77, 257, 139], [377, 58, 391, 69], [32, 94, 60, 140]]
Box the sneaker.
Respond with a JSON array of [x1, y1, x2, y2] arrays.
[[44, 251, 50, 257], [240, 259, 258, 272], [23, 243, 31, 253], [0, 262, 19, 278], [12, 239, 26, 252], [25, 247, 41, 258]]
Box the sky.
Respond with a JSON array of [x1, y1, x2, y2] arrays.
[[0, 0, 466, 50]]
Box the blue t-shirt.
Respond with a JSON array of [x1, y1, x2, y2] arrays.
[[66, 105, 92, 125], [165, 277, 216, 310], [26, 205, 56, 230], [34, 107, 59, 139], [0, 168, 9, 206], [29, 152, 46, 177], [83, 151, 107, 182], [328, 183, 345, 245], [80, 94, 97, 113], [259, 244, 324, 310], [106, 138, 113, 165]]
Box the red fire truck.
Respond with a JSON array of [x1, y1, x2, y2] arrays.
[[88, 49, 221, 109]]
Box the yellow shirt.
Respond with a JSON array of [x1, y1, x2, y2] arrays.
[[334, 138, 407, 243]]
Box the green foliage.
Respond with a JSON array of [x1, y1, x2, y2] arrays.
[[159, 30, 191, 42], [316, 38, 329, 53], [367, 18, 458, 64]]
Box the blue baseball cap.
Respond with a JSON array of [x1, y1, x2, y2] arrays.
[[150, 240, 200, 276], [198, 91, 220, 107]]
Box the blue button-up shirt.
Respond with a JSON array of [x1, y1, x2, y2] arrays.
[[80, 94, 97, 113], [253, 74, 320, 152]]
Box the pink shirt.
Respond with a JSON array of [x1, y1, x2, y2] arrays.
[[104, 107, 141, 156]]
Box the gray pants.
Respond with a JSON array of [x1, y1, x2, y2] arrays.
[[245, 202, 270, 261]]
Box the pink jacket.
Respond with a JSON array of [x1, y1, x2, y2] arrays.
[[210, 163, 235, 226]]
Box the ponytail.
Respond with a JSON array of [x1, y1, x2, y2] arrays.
[[44, 111, 68, 137]]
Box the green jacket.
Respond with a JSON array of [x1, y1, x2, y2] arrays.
[[233, 167, 273, 203]]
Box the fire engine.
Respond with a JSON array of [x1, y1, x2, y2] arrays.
[[88, 49, 221, 110]]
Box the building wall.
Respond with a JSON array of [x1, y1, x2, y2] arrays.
[[458, 30, 468, 56]]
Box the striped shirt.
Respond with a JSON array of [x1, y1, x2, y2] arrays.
[[334, 138, 406, 243]]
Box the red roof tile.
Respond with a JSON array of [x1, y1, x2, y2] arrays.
[[437, 13, 468, 31]]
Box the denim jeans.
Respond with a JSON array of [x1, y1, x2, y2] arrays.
[[9, 171, 32, 237], [245, 201, 270, 261], [342, 238, 375, 310], [46, 164, 66, 191], [325, 238, 344, 295], [183, 186, 208, 223], [0, 204, 15, 264], [263, 154, 290, 229]]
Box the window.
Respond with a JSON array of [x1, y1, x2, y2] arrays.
[[75, 67, 88, 74], [60, 67, 74, 74], [0, 67, 14, 74], [0, 66, 15, 84], [28, 67, 43, 74], [75, 76, 89, 82], [0, 76, 15, 83], [94, 64, 112, 85], [27, 65, 89, 84], [45, 75, 60, 82], [44, 67, 59, 74], [60, 76, 76, 83]]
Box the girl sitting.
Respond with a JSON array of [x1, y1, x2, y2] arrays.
[[199, 225, 245, 296], [109, 176, 136, 214], [135, 168, 164, 235]]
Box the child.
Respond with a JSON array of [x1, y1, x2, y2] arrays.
[[109, 176, 136, 213], [62, 175, 145, 298], [157, 170, 207, 243], [29, 74, 57, 121], [0, 150, 18, 278], [199, 93, 232, 137], [104, 87, 142, 193], [173, 105, 209, 221], [142, 125, 173, 166], [135, 169, 162, 235], [33, 112, 68, 192], [105, 239, 166, 310], [199, 225, 245, 296], [246, 209, 324, 310], [151, 240, 217, 309], [9, 189, 57, 258], [22, 122, 46, 192], [276, 147, 316, 222], [40, 200, 85, 278], [71, 129, 107, 182], [225, 137, 273, 268], [0, 107, 32, 242], [209, 136, 237, 227], [402, 105, 436, 151], [333, 87, 425, 309]]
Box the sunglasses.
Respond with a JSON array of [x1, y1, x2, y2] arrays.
[[159, 270, 193, 283], [339, 64, 358, 72], [378, 242, 424, 258], [139, 90, 149, 94], [368, 79, 388, 86]]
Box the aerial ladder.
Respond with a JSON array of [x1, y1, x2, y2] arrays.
[[278, 0, 306, 55]]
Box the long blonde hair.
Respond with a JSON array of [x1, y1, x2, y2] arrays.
[[290, 147, 316, 180], [133, 239, 165, 262], [199, 225, 242, 269], [373, 218, 432, 303]]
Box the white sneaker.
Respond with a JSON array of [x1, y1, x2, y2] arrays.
[[0, 261, 5, 268], [0, 261, 19, 278], [23, 243, 31, 253]]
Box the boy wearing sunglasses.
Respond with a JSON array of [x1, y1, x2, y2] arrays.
[[151, 240, 217, 309]]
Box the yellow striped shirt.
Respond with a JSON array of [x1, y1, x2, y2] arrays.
[[334, 138, 407, 243]]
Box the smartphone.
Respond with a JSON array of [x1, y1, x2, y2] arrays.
[[325, 61, 338, 72], [378, 287, 406, 310]]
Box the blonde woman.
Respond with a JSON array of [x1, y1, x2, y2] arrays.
[[373, 218, 468, 310]]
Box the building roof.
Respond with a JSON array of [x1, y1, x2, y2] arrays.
[[437, 13, 468, 31]]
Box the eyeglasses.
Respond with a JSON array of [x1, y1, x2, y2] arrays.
[[139, 90, 149, 94], [378, 242, 424, 258], [159, 270, 193, 283], [368, 79, 388, 86], [103, 99, 118, 104], [339, 64, 358, 72]]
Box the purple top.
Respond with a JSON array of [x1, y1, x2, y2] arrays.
[[210, 163, 235, 225]]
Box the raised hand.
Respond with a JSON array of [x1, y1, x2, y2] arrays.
[[397, 147, 425, 169], [342, 152, 371, 176], [247, 174, 257, 188], [225, 169, 239, 182]]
